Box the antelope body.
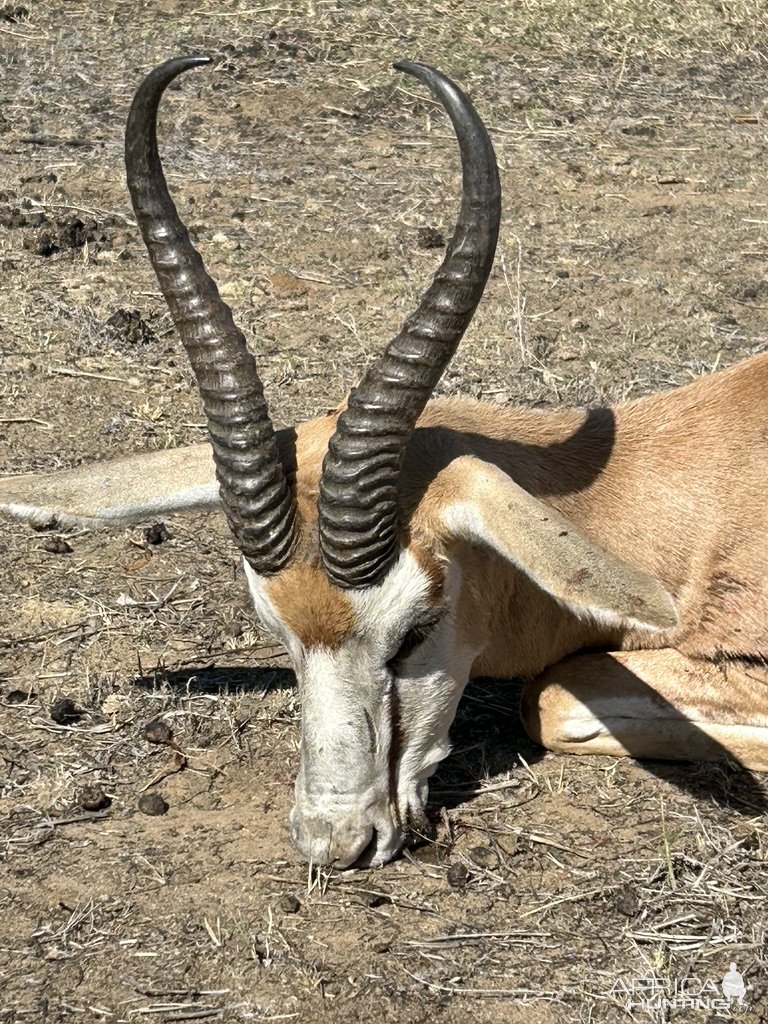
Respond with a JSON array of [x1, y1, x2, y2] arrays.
[[2, 58, 767, 868]]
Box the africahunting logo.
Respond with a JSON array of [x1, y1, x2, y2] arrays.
[[607, 962, 750, 1014]]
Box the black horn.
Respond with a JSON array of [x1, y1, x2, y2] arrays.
[[317, 61, 501, 588], [125, 57, 296, 575]]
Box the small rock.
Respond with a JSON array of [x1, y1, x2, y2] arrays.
[[570, 318, 589, 331], [223, 620, 244, 638], [142, 719, 173, 745], [144, 522, 172, 545], [50, 697, 82, 725], [219, 280, 245, 300], [40, 536, 72, 554], [101, 693, 130, 716], [277, 894, 301, 914], [138, 792, 169, 816], [79, 785, 110, 812], [446, 863, 470, 889], [417, 226, 445, 249], [210, 232, 239, 252], [29, 511, 57, 531]]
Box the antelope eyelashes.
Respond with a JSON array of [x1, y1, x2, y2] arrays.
[[388, 613, 444, 669]]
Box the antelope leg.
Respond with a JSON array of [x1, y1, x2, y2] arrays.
[[521, 648, 768, 771]]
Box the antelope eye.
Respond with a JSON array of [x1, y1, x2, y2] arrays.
[[387, 617, 441, 669]]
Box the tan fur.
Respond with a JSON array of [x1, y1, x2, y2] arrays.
[[406, 354, 768, 674], [267, 562, 356, 650], [429, 456, 678, 628], [280, 357, 768, 772]]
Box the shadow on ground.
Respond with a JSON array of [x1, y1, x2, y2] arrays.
[[132, 664, 768, 815]]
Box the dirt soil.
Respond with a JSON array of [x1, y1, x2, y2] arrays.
[[1, 2, 767, 1022]]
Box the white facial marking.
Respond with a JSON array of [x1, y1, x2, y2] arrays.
[[389, 559, 482, 824], [243, 550, 483, 866]]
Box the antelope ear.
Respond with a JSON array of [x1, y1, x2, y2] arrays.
[[438, 457, 677, 631], [0, 444, 220, 528]]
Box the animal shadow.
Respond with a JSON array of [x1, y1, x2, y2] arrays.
[[131, 659, 768, 816], [132, 661, 295, 695]]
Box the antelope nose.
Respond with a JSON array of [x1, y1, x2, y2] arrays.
[[290, 808, 374, 868]]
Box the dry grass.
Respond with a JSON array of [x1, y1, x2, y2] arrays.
[[1, 1, 768, 1021]]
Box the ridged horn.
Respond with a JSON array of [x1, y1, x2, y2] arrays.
[[318, 61, 501, 588], [125, 56, 296, 575]]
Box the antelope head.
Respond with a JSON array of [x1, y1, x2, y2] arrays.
[[125, 57, 675, 867], [122, 55, 499, 867]]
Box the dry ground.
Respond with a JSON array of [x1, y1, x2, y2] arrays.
[[1, 1, 767, 1021]]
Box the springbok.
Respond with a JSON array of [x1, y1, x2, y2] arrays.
[[2, 57, 767, 867]]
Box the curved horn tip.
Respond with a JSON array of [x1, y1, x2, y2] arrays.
[[137, 55, 213, 94], [392, 59, 428, 74], [161, 54, 213, 72], [392, 60, 453, 89]]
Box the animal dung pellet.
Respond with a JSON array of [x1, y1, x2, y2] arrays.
[[142, 719, 173, 745], [614, 888, 640, 917], [50, 697, 82, 725], [40, 536, 73, 554], [361, 892, 392, 908], [277, 894, 301, 914], [79, 785, 110, 812], [469, 845, 497, 868], [5, 689, 35, 704], [446, 863, 471, 889], [138, 792, 169, 816], [143, 521, 172, 545]]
